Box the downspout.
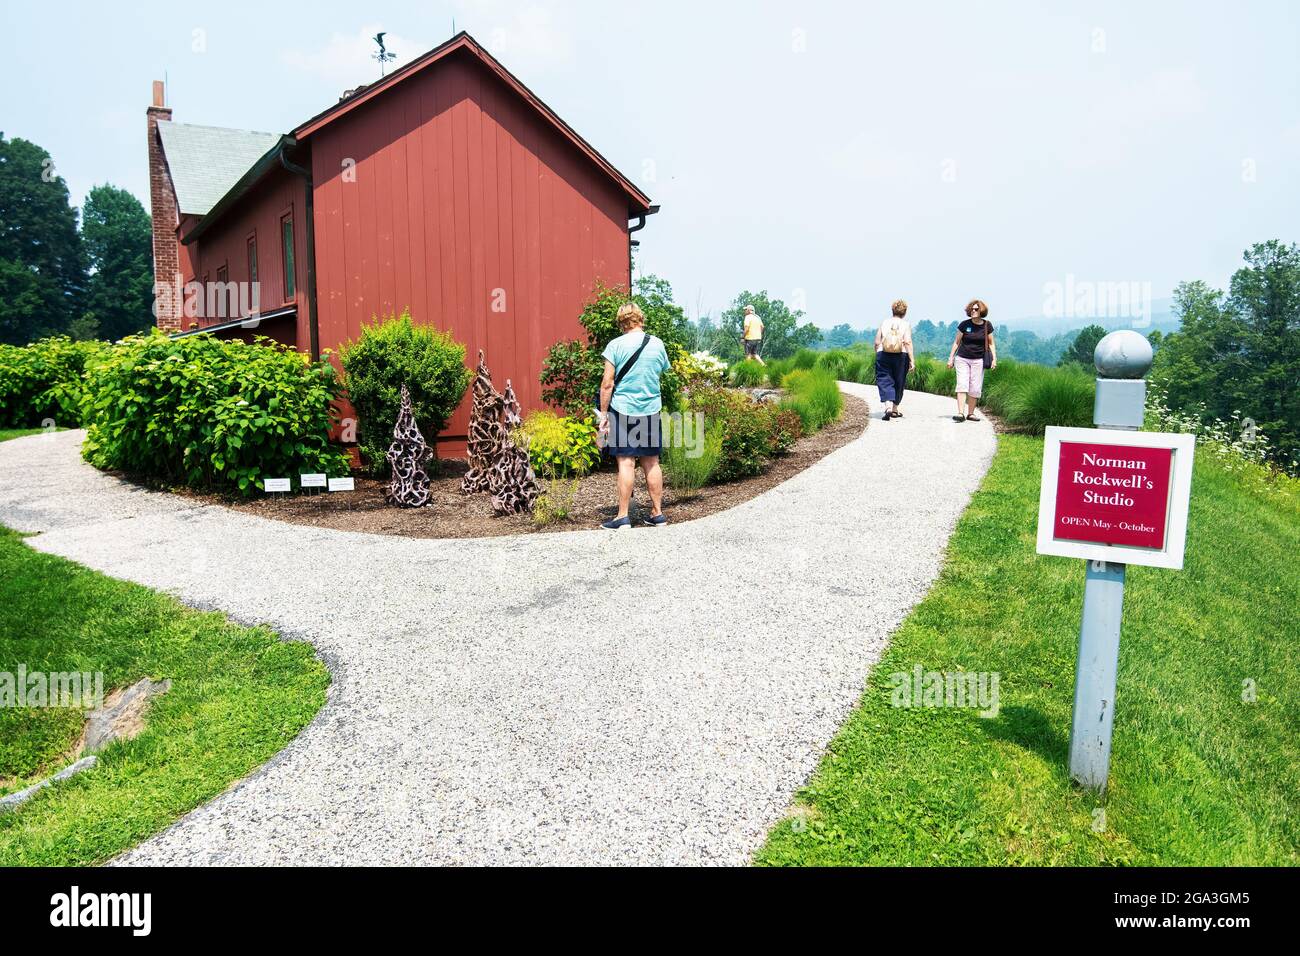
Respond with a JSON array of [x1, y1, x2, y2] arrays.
[[279, 147, 321, 360], [626, 204, 660, 288]]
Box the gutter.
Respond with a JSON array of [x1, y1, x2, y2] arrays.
[[171, 304, 297, 339], [277, 149, 321, 361], [627, 204, 661, 284]]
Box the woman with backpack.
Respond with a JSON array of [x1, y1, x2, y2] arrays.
[[875, 299, 915, 420]]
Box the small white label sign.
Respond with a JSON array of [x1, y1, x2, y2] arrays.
[[300, 473, 327, 488], [263, 478, 291, 493], [328, 477, 356, 492]]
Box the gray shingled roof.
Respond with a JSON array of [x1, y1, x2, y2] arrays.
[[156, 122, 281, 216]]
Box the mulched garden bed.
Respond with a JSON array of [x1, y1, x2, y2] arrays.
[[211, 393, 870, 539]]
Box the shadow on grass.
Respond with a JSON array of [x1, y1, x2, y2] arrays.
[[982, 704, 1068, 767]]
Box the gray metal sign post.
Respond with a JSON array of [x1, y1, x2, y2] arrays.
[[1067, 330, 1155, 791]]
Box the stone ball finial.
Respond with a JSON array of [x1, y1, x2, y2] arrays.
[[1094, 329, 1154, 379]]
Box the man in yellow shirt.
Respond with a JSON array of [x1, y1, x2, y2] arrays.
[[742, 305, 765, 365]]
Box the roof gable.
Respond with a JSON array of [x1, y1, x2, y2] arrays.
[[291, 32, 653, 215], [156, 122, 281, 215]]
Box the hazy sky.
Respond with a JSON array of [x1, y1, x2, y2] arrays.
[[3, 0, 1297, 328]]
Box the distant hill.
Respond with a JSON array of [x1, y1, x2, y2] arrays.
[[999, 297, 1180, 338]]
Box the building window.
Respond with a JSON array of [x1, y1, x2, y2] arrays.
[[280, 214, 295, 300], [247, 234, 258, 285], [216, 264, 228, 283]]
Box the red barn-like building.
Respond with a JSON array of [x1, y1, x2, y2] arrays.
[[148, 32, 656, 453]]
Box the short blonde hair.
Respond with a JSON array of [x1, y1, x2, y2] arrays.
[[616, 301, 645, 331], [891, 299, 908, 317], [965, 299, 989, 319]]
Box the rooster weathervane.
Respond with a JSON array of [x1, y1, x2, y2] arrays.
[[372, 32, 397, 77]]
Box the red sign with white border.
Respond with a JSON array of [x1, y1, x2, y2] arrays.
[[1053, 441, 1173, 549], [1036, 427, 1195, 570]]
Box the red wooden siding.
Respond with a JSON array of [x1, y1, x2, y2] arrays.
[[185, 169, 309, 346], [309, 49, 631, 444]]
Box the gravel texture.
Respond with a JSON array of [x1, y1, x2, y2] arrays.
[[0, 384, 995, 865]]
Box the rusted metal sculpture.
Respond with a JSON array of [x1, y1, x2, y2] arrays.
[[385, 384, 433, 508], [460, 351, 538, 514]]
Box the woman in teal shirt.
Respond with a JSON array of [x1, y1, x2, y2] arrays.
[[597, 301, 670, 529]]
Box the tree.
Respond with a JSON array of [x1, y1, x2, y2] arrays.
[[1152, 241, 1300, 467], [81, 184, 153, 340], [1227, 240, 1300, 461], [717, 290, 819, 362], [820, 323, 858, 351], [1058, 324, 1107, 367], [0, 134, 86, 343]]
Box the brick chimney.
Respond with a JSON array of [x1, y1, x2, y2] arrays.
[[147, 80, 182, 333]]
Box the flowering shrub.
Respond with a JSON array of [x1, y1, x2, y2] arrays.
[[81, 331, 350, 496], [516, 410, 601, 477], [1145, 383, 1296, 477], [675, 350, 728, 388]]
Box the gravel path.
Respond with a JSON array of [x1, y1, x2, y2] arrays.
[[0, 384, 995, 865]]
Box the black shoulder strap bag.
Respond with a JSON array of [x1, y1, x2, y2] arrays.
[[594, 332, 651, 411]]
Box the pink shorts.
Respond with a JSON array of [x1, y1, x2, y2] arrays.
[[954, 355, 985, 397]]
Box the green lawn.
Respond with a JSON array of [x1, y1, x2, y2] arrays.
[[0, 428, 52, 442], [0, 524, 329, 865], [759, 435, 1299, 865]]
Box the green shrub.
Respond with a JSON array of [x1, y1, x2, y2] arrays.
[[532, 477, 581, 526], [980, 357, 1025, 418], [910, 354, 956, 395], [1002, 364, 1094, 433], [81, 332, 349, 496], [660, 410, 724, 491], [516, 410, 600, 477], [780, 368, 844, 433], [0, 337, 110, 428], [539, 339, 605, 419], [843, 353, 875, 384], [729, 359, 766, 387], [762, 404, 805, 454], [339, 311, 472, 476], [814, 349, 856, 380], [690, 386, 781, 482], [764, 357, 794, 388], [791, 348, 819, 370]]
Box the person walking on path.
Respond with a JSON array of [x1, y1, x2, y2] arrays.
[[947, 299, 997, 422], [742, 305, 765, 364], [597, 301, 671, 529], [874, 299, 915, 420]]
